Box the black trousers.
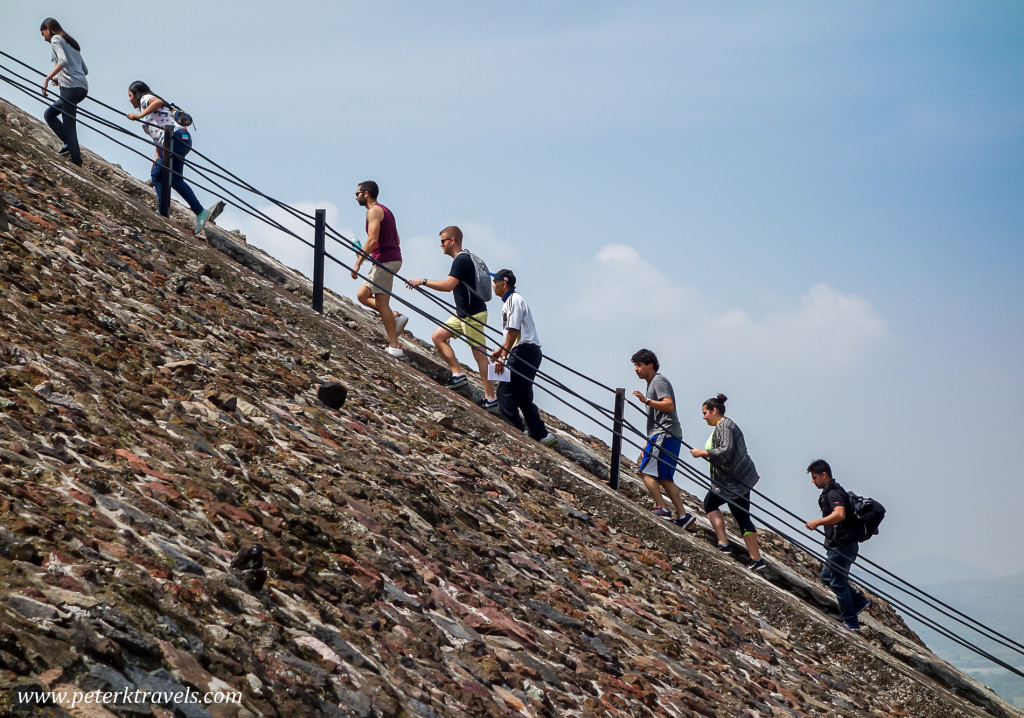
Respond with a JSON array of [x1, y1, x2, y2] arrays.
[[497, 342, 547, 440], [44, 86, 88, 166]]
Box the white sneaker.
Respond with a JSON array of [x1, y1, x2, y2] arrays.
[[539, 433, 558, 447], [394, 313, 409, 335], [386, 346, 405, 359]]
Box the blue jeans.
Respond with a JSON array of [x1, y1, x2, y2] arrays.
[[822, 541, 867, 622], [496, 342, 548, 440], [152, 129, 203, 216], [44, 86, 88, 166]]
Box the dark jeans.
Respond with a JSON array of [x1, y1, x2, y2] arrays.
[[44, 86, 88, 166], [822, 540, 867, 622], [151, 129, 203, 216], [496, 342, 547, 440]]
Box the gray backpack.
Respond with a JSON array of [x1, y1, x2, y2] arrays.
[[465, 251, 492, 302]]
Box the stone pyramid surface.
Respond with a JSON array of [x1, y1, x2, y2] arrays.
[[0, 97, 1019, 718]]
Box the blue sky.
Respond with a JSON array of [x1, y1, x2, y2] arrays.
[[4, 2, 1023, 592]]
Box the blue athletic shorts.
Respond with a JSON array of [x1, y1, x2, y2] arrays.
[[638, 434, 682, 481]]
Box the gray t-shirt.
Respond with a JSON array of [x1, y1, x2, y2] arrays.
[[645, 373, 682, 439]]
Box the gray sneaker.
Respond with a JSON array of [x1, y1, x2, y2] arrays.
[[394, 313, 409, 335]]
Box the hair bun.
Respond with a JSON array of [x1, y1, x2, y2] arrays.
[[716, 394, 728, 403]]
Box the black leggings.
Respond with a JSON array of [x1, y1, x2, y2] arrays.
[[704, 489, 756, 535]]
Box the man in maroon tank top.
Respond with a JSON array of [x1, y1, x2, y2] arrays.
[[353, 180, 408, 357]]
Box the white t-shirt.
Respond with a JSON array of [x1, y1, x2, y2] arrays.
[[501, 291, 540, 347], [140, 94, 177, 143]]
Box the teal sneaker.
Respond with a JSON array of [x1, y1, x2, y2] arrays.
[[194, 208, 211, 235], [195, 200, 226, 235]]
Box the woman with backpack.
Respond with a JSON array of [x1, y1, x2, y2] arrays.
[[126, 81, 223, 234], [40, 18, 88, 167], [690, 394, 767, 572]]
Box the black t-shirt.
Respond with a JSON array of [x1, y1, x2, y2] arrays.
[[449, 251, 485, 318], [818, 480, 855, 547]]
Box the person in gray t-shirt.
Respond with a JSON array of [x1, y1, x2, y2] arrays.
[[643, 373, 682, 438], [630, 349, 694, 530], [40, 18, 89, 167]]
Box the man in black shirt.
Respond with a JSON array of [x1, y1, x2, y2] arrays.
[[406, 226, 496, 405], [805, 459, 870, 630]]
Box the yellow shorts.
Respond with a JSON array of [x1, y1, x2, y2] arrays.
[[443, 311, 487, 349]]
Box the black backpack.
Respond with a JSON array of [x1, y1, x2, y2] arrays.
[[846, 491, 886, 542]]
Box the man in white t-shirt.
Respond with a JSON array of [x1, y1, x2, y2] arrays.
[[489, 270, 557, 447]]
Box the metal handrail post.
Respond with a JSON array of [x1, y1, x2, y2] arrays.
[[313, 209, 326, 313], [609, 387, 625, 489]]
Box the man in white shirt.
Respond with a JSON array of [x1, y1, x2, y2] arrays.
[[489, 270, 557, 447]]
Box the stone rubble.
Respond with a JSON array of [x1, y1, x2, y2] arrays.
[[0, 97, 1020, 718]]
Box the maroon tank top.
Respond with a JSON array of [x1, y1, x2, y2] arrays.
[[367, 203, 402, 263]]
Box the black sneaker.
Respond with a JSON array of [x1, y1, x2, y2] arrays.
[[58, 144, 70, 156], [676, 514, 696, 531], [445, 374, 468, 388], [747, 558, 767, 572], [716, 543, 731, 553], [476, 397, 498, 409], [841, 619, 861, 631]]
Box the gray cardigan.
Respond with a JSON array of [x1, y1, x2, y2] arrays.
[[50, 36, 88, 90], [707, 416, 760, 496]]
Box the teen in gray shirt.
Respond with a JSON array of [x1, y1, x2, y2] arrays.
[[40, 18, 88, 167], [644, 372, 682, 439]]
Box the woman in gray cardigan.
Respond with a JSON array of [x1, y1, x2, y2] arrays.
[[40, 18, 88, 167], [690, 394, 766, 571]]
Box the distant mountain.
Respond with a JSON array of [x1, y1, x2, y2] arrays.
[[900, 571, 1024, 708], [890, 554, 996, 585]]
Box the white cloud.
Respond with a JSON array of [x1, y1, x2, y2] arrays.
[[565, 244, 701, 322], [564, 243, 888, 373], [217, 200, 349, 279], [458, 221, 520, 268], [699, 283, 890, 371]]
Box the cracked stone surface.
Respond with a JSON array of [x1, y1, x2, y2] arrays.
[[1, 97, 1020, 718]]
